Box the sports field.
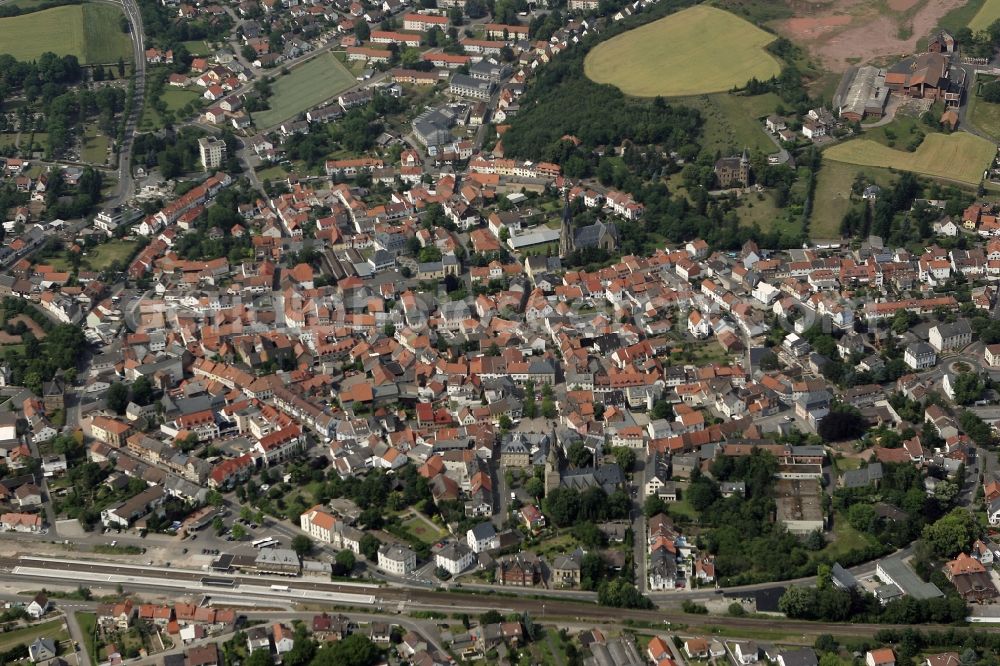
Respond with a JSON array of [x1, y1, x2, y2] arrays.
[[253, 52, 357, 128], [0, 3, 132, 64], [823, 133, 996, 186], [583, 5, 782, 97], [970, 0, 1000, 31]]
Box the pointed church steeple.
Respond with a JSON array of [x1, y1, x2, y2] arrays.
[[558, 187, 574, 259]]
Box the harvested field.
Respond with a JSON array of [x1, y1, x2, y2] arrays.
[[824, 132, 995, 186], [970, 0, 1000, 30], [584, 5, 781, 97]]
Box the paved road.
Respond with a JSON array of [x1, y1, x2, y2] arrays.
[[104, 0, 147, 209]]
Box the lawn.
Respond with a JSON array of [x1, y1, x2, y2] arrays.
[[401, 513, 447, 545], [823, 132, 996, 186], [811, 160, 894, 240], [84, 240, 139, 270], [162, 88, 202, 113], [253, 52, 357, 128], [181, 40, 213, 55], [0, 618, 68, 653], [0, 3, 132, 64], [970, 0, 1000, 31], [583, 5, 781, 97], [257, 165, 290, 181], [81, 125, 110, 164], [677, 92, 781, 156]]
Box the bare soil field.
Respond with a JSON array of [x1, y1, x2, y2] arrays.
[[774, 0, 966, 71]]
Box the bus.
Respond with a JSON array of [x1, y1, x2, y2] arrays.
[[252, 537, 278, 549], [270, 585, 289, 592]]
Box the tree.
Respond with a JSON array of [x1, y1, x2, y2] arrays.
[[334, 550, 356, 575], [131, 375, 154, 406], [231, 523, 247, 540], [922, 508, 978, 558], [951, 372, 984, 405], [541, 397, 557, 419], [107, 381, 129, 414], [311, 634, 381, 666], [612, 446, 636, 472], [525, 476, 545, 498], [817, 402, 865, 442], [360, 534, 380, 561], [291, 534, 313, 559]]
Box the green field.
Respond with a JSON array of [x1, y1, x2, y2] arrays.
[[678, 92, 782, 155], [0, 3, 132, 64], [970, 0, 1000, 30], [583, 5, 781, 97], [85, 240, 139, 270], [824, 133, 995, 186], [163, 88, 202, 112], [0, 618, 68, 653], [253, 52, 357, 128]]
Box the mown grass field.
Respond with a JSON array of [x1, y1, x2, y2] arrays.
[[970, 0, 1000, 31], [583, 5, 781, 97], [253, 52, 357, 128], [0, 4, 132, 63], [823, 133, 995, 186], [811, 160, 894, 240]]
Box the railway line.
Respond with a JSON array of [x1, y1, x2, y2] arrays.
[[1, 554, 994, 638]]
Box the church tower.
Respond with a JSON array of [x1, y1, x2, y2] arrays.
[[558, 189, 574, 259], [739, 147, 750, 187], [544, 436, 563, 495]]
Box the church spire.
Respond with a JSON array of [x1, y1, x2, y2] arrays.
[[559, 186, 574, 258]]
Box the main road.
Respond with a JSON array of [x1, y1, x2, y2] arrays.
[[105, 0, 147, 209]]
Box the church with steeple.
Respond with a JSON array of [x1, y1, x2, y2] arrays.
[[558, 192, 619, 259]]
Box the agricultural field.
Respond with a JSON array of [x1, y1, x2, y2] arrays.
[[678, 92, 782, 155], [253, 52, 357, 128], [0, 3, 132, 64], [82, 4, 133, 64], [970, 0, 1000, 30], [583, 5, 781, 97], [823, 132, 996, 186]]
